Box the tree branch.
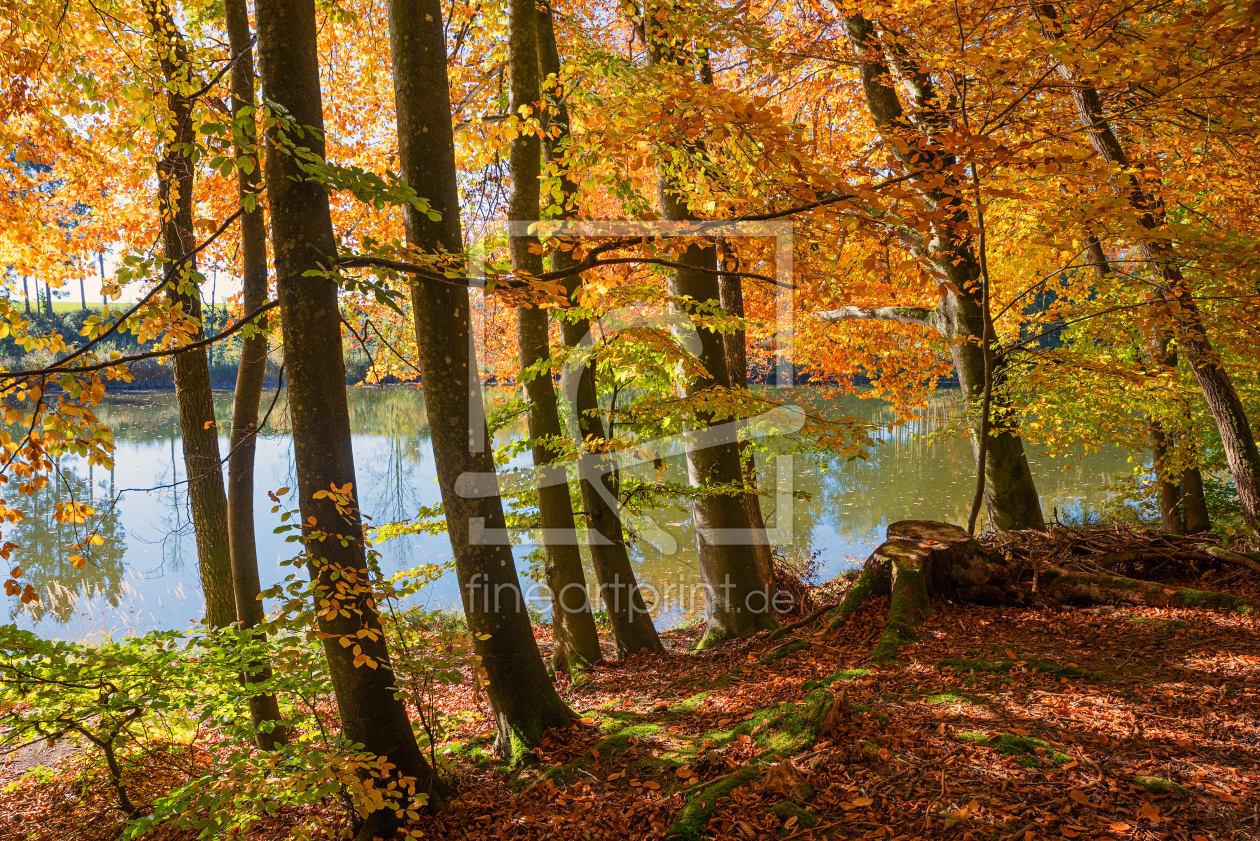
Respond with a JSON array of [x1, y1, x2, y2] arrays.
[[815, 305, 939, 330]]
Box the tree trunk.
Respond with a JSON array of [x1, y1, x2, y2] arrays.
[[839, 13, 1045, 532], [716, 242, 774, 587], [1149, 422, 1185, 534], [387, 0, 573, 760], [536, 3, 665, 658], [506, 0, 603, 677], [146, 0, 236, 629], [643, 10, 774, 645], [1180, 462, 1211, 533], [1037, 4, 1260, 535], [1087, 235, 1202, 534], [223, 0, 285, 750], [255, 0, 439, 828]]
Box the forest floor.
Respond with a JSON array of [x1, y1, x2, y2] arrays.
[[2, 562, 1258, 841]]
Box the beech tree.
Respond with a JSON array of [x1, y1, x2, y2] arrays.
[[222, 0, 285, 749], [506, 0, 604, 676], [255, 0, 439, 829], [386, 0, 574, 758], [536, 0, 666, 659], [145, 0, 236, 628]]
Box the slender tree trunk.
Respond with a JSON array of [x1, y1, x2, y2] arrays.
[[255, 0, 439, 828], [146, 0, 236, 628], [643, 8, 774, 646], [1086, 235, 1197, 533], [22, 276, 29, 315], [716, 240, 774, 587], [223, 0, 285, 750], [841, 13, 1044, 532], [506, 0, 603, 677], [536, 2, 664, 658], [387, 0, 573, 760], [1038, 5, 1260, 534]]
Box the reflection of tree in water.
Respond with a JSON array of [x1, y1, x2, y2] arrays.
[[7, 457, 127, 623]]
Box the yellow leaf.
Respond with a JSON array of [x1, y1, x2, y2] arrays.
[[69, 554, 86, 570]]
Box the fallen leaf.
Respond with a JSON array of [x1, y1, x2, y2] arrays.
[[1069, 790, 1090, 805], [1141, 802, 1160, 824], [1109, 822, 1131, 833], [1006, 648, 1017, 658], [676, 766, 695, 779], [643, 781, 660, 790], [851, 796, 873, 806]]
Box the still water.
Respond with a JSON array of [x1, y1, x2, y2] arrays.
[[4, 387, 1134, 639]]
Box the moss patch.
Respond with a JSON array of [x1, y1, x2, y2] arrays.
[[667, 692, 710, 714], [956, 731, 1070, 766], [663, 767, 759, 840], [1167, 588, 1255, 613], [1133, 775, 1188, 798], [759, 640, 810, 665], [769, 800, 821, 828], [938, 657, 1098, 680]]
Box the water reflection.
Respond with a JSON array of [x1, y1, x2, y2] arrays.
[[2, 387, 1135, 639]]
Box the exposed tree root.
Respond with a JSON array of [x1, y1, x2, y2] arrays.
[[824, 521, 1256, 662]]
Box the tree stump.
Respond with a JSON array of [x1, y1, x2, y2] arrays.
[[824, 520, 1255, 662]]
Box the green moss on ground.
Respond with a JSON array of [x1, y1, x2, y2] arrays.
[[938, 657, 1098, 680], [663, 689, 831, 839], [801, 668, 871, 692], [769, 801, 821, 828], [667, 692, 709, 714], [923, 690, 981, 707], [1133, 776, 1188, 798], [956, 731, 1070, 766], [759, 640, 810, 665], [663, 767, 760, 840]]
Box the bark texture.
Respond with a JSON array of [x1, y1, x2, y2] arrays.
[[223, 0, 285, 750], [537, 3, 665, 658], [1038, 5, 1260, 535], [256, 0, 439, 828], [388, 0, 573, 759], [832, 14, 1045, 532], [147, 0, 236, 628], [507, 0, 603, 677]]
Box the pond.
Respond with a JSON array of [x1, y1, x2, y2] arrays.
[[3, 386, 1136, 639]]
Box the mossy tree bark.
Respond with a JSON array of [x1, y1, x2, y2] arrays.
[[827, 521, 1255, 660], [819, 14, 1045, 533], [223, 0, 285, 750], [146, 0, 236, 629], [387, 0, 574, 758], [507, 0, 603, 677], [255, 0, 440, 829], [1038, 4, 1260, 535], [536, 4, 665, 658]]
